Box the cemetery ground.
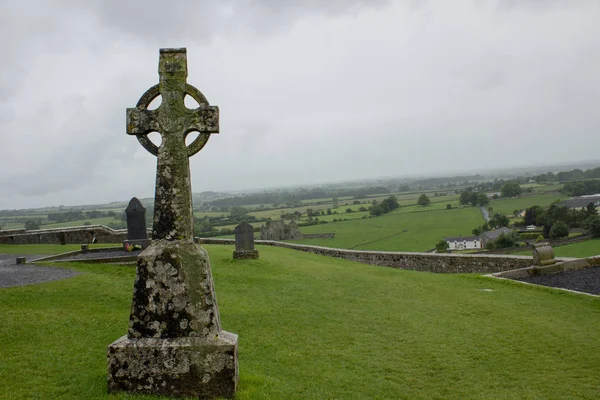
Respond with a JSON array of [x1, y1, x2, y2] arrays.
[[1, 244, 600, 399]]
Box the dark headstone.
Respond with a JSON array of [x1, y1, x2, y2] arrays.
[[16, 257, 26, 264], [81, 244, 89, 253], [233, 222, 259, 259], [108, 48, 237, 399], [125, 197, 148, 240], [123, 197, 151, 249]]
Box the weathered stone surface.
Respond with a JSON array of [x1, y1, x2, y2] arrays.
[[126, 48, 218, 241], [233, 222, 259, 259], [125, 197, 148, 240], [128, 240, 222, 339], [108, 332, 238, 398], [109, 48, 236, 399], [259, 219, 303, 240], [0, 225, 126, 245], [533, 242, 556, 266]]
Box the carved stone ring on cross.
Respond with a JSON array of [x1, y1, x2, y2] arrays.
[[134, 83, 212, 157]]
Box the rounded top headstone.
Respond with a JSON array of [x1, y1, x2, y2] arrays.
[[126, 197, 146, 213]]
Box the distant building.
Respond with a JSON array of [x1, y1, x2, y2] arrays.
[[445, 235, 482, 250], [481, 227, 513, 246], [559, 195, 600, 210], [445, 227, 515, 250]]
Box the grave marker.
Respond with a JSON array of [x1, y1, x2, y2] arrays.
[[123, 197, 150, 249], [233, 221, 259, 259], [107, 48, 238, 399]]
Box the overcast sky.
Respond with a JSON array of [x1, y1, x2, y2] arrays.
[[1, 0, 599, 209]]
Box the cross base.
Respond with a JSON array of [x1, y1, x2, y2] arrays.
[[107, 332, 238, 399], [233, 250, 260, 259]]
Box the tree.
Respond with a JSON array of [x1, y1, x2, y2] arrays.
[[332, 197, 339, 208], [524, 205, 543, 226], [417, 194, 431, 206], [326, 208, 332, 215], [549, 221, 569, 239], [229, 206, 248, 217], [493, 231, 520, 248], [488, 213, 509, 229], [500, 182, 522, 198], [345, 208, 353, 213], [584, 215, 600, 237], [435, 240, 449, 253], [476, 193, 489, 206], [446, 204, 452, 209], [24, 220, 40, 230]]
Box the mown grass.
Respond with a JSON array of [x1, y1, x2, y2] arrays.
[[513, 238, 600, 258], [0, 244, 599, 399], [296, 207, 483, 251]]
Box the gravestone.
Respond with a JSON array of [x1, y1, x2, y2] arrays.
[[533, 242, 556, 266], [123, 197, 150, 249], [233, 222, 259, 259], [107, 48, 238, 399]]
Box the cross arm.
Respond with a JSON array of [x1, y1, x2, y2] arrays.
[[127, 108, 160, 135], [189, 105, 220, 134]]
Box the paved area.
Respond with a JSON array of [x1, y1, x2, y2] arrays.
[[0, 254, 80, 288], [517, 266, 600, 295]]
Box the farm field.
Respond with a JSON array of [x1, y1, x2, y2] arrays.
[[489, 193, 567, 215], [296, 207, 484, 251], [513, 239, 600, 258], [1, 244, 599, 399]]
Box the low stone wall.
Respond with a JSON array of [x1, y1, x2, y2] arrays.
[[197, 238, 535, 274], [0, 225, 127, 245], [302, 233, 335, 239]]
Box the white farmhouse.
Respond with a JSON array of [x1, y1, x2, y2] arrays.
[[445, 235, 482, 250]]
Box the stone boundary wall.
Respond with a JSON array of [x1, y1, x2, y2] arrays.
[[0, 225, 127, 245], [302, 233, 335, 239], [0, 228, 26, 236], [197, 238, 536, 273]]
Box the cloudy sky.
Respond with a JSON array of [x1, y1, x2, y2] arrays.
[[1, 0, 599, 209]]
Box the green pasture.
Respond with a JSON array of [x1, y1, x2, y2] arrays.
[[1, 244, 599, 399], [489, 193, 567, 216], [296, 207, 483, 251], [513, 238, 600, 258]]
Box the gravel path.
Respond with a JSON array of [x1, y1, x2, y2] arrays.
[[517, 266, 600, 295], [0, 254, 80, 288]]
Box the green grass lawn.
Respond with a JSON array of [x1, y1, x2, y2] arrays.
[[0, 244, 599, 399], [513, 238, 600, 258], [489, 193, 567, 215], [296, 207, 483, 251]]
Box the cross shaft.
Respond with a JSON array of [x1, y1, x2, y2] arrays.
[[126, 48, 219, 241]]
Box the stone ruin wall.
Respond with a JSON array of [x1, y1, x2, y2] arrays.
[[0, 225, 127, 245], [197, 238, 535, 274], [259, 220, 303, 240]]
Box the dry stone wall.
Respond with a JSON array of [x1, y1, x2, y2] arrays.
[[0, 225, 127, 245], [197, 238, 535, 273]]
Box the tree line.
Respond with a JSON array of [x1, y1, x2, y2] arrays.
[[206, 187, 391, 208]]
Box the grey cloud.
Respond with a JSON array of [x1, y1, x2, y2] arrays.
[[1, 0, 599, 209]]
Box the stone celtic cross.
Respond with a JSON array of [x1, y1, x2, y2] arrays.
[[127, 48, 219, 241], [109, 48, 238, 399]]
